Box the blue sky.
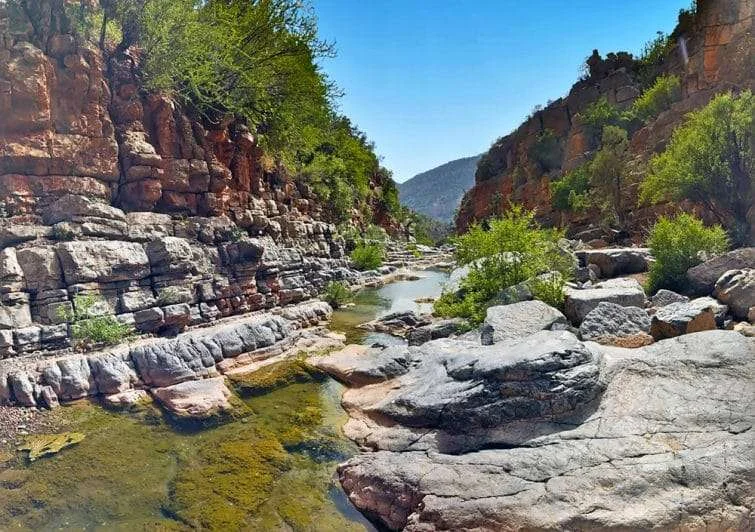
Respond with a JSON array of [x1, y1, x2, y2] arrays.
[[312, 0, 687, 182]]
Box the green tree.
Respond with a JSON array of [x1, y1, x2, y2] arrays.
[[589, 125, 630, 223], [640, 91, 754, 244], [629, 74, 681, 122]]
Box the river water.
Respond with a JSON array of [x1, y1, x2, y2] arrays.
[[0, 269, 449, 531]]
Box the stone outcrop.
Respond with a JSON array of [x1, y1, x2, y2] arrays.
[[456, 0, 754, 239], [0, 300, 332, 408], [328, 329, 754, 531]]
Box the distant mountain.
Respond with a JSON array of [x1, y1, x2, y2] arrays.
[[398, 154, 481, 223]]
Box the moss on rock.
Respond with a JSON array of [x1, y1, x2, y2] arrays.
[[229, 357, 327, 396]]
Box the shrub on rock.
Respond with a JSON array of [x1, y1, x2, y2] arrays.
[[646, 213, 728, 294]]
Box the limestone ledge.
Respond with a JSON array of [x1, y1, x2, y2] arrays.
[[0, 299, 335, 408]]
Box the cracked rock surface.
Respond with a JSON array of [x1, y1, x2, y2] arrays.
[[327, 329, 755, 530]]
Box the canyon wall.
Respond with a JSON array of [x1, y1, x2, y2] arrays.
[[456, 0, 754, 238], [0, 7, 355, 359]]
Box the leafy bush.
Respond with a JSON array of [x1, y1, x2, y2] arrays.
[[350, 243, 384, 271], [529, 129, 563, 172], [640, 91, 753, 244], [434, 206, 573, 324], [629, 75, 681, 122], [646, 213, 729, 294], [322, 281, 352, 309], [530, 272, 567, 310], [58, 294, 133, 350], [550, 165, 590, 211]]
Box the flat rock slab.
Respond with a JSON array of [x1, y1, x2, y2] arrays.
[[337, 330, 755, 531], [152, 377, 233, 419], [480, 300, 567, 345], [565, 277, 646, 324]]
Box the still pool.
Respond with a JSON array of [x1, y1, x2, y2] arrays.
[[0, 269, 448, 531]]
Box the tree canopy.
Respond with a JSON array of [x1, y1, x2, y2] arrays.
[[640, 91, 753, 244]]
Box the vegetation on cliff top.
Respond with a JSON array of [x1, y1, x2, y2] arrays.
[[6, 0, 403, 226]]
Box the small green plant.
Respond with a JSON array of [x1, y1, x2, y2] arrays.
[[350, 243, 384, 271], [646, 213, 729, 294], [530, 272, 567, 310], [579, 96, 623, 145], [629, 74, 681, 122], [322, 281, 352, 309], [58, 294, 134, 350]]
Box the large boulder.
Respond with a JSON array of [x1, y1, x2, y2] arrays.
[[579, 302, 652, 347], [336, 331, 755, 531], [714, 269, 755, 319], [650, 298, 720, 340], [576, 247, 651, 278], [152, 377, 235, 420], [686, 247, 755, 296], [329, 331, 603, 436], [564, 278, 646, 324], [480, 300, 567, 345], [313, 344, 412, 387], [56, 241, 150, 284]]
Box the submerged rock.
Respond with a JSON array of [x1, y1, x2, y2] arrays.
[[152, 377, 235, 420], [18, 432, 85, 462]]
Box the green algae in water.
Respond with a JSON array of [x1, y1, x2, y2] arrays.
[[0, 381, 369, 531], [17, 432, 85, 462], [229, 356, 327, 397]]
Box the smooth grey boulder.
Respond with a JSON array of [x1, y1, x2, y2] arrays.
[[650, 288, 688, 307], [576, 247, 651, 278], [407, 319, 466, 346], [686, 247, 755, 296], [579, 302, 652, 347], [337, 330, 755, 531], [40, 357, 95, 401], [8, 372, 36, 407], [313, 344, 411, 387], [564, 277, 646, 324], [130, 315, 288, 387], [42, 194, 126, 225], [480, 300, 567, 345], [333, 331, 603, 433], [714, 268, 755, 319]]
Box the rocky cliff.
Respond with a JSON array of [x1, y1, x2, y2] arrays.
[[456, 0, 753, 238], [0, 6, 358, 360]]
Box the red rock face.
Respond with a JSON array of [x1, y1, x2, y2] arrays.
[[0, 32, 119, 217], [457, 0, 754, 237]]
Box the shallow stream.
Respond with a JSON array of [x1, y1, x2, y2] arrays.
[[0, 269, 448, 531]]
